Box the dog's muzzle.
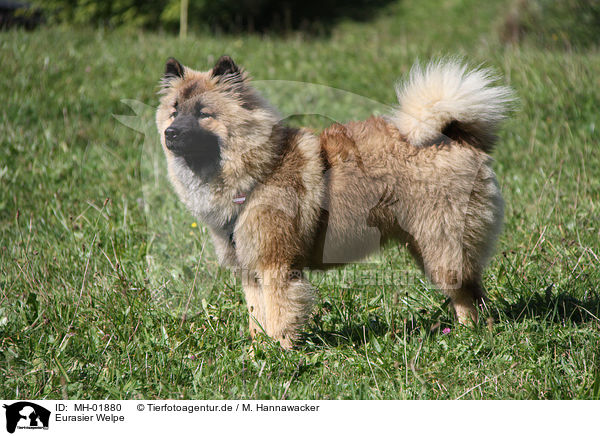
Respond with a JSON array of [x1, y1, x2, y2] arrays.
[[164, 115, 221, 177], [165, 126, 219, 155]]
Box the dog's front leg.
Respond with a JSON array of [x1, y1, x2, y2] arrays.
[[241, 270, 266, 339], [258, 267, 314, 349]]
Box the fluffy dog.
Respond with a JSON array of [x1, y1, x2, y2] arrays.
[[156, 56, 513, 348]]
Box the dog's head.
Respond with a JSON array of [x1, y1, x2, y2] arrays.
[[156, 56, 280, 182]]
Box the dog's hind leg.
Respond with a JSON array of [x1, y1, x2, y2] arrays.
[[415, 239, 486, 324], [452, 279, 486, 324], [416, 234, 480, 324], [417, 176, 502, 324]]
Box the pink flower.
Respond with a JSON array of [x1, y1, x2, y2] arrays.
[[442, 327, 451, 335]]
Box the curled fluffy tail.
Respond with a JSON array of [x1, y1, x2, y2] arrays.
[[390, 59, 514, 151]]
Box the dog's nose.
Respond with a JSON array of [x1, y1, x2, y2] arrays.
[[165, 127, 179, 141]]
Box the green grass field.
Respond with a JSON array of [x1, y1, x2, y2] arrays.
[[1, 0, 599, 399]]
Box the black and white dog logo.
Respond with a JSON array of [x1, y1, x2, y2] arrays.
[[3, 402, 50, 434]]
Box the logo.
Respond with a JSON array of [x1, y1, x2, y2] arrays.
[[3, 402, 50, 434]]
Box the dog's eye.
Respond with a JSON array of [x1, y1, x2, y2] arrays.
[[170, 111, 178, 118], [198, 112, 211, 119]]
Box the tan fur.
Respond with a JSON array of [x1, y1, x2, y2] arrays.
[[156, 57, 510, 348]]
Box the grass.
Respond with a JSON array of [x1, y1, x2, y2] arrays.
[[1, 0, 599, 399]]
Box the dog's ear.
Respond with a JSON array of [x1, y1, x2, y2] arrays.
[[211, 55, 244, 83], [164, 57, 185, 80]]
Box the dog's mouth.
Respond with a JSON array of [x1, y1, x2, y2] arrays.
[[166, 127, 220, 156], [165, 127, 221, 176]]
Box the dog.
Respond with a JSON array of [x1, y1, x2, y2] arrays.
[[155, 55, 513, 348]]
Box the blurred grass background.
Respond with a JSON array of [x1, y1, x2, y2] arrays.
[[1, 0, 599, 399]]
